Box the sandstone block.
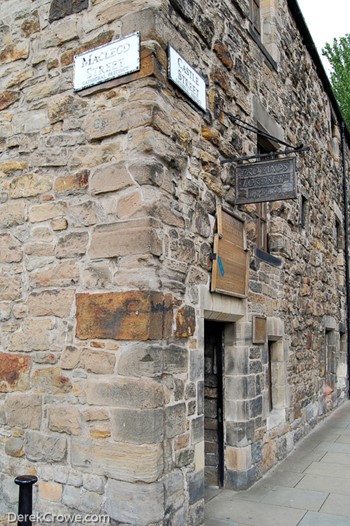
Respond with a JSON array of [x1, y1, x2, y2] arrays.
[[60, 346, 82, 370], [0, 273, 21, 301], [5, 394, 42, 429], [56, 232, 89, 258], [25, 431, 67, 462], [49, 0, 88, 22], [85, 102, 171, 140], [48, 406, 81, 435], [67, 201, 98, 227], [164, 345, 189, 374], [116, 189, 142, 219], [226, 445, 252, 471], [9, 174, 52, 199], [0, 42, 29, 64], [13, 110, 49, 133], [165, 403, 187, 438], [0, 90, 20, 110], [83, 474, 105, 494], [48, 95, 89, 125], [86, 377, 165, 409], [81, 408, 109, 422], [0, 233, 22, 263], [51, 217, 68, 231], [0, 161, 28, 174], [110, 408, 164, 444], [0, 353, 30, 392], [8, 318, 55, 352], [0, 201, 26, 228], [117, 344, 163, 377], [28, 289, 75, 317], [89, 218, 162, 259], [5, 437, 24, 457], [38, 481, 63, 502], [105, 479, 164, 526], [0, 403, 6, 424], [21, 10, 40, 37], [71, 440, 163, 483], [30, 260, 79, 288], [29, 202, 66, 223], [175, 305, 196, 338], [54, 170, 89, 194], [80, 349, 116, 374], [76, 290, 173, 341], [90, 162, 134, 195], [31, 367, 72, 394]]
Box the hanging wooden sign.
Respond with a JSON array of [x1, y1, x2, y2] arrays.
[[235, 157, 297, 204], [211, 206, 249, 298]]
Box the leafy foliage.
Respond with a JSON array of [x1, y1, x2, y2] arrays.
[[323, 35, 350, 128]]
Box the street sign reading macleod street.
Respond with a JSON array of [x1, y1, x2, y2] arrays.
[[235, 157, 297, 204], [74, 32, 140, 91]]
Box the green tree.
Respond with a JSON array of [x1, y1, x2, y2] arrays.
[[323, 34, 350, 128]]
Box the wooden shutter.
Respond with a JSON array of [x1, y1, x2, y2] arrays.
[[211, 206, 249, 298]]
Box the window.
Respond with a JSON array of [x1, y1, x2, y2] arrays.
[[300, 195, 309, 230], [250, 0, 261, 36], [266, 338, 287, 429], [256, 202, 268, 251], [267, 341, 273, 412], [248, 0, 280, 67], [335, 218, 343, 251]]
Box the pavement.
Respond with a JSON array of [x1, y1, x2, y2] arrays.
[[205, 400, 350, 526]]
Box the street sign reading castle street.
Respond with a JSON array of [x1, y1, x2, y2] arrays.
[[168, 45, 207, 111]]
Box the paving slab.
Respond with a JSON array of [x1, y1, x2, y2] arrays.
[[296, 474, 350, 495], [305, 461, 350, 479], [259, 486, 328, 511], [298, 511, 350, 526], [315, 442, 350, 454], [319, 452, 350, 465], [205, 519, 240, 526], [261, 470, 304, 488], [273, 458, 315, 473], [336, 434, 350, 444], [206, 497, 306, 526], [320, 493, 350, 517]]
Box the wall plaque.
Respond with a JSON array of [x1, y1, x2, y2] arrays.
[[252, 315, 267, 344], [168, 45, 206, 111], [74, 32, 140, 91], [235, 157, 297, 204]]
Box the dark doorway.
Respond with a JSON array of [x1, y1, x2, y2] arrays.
[[204, 320, 225, 487]]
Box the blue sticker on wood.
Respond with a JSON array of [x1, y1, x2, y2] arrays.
[[218, 256, 225, 276]]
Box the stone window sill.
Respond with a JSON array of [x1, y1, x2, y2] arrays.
[[255, 247, 282, 267]]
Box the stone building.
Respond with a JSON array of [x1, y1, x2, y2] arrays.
[[0, 0, 349, 524]]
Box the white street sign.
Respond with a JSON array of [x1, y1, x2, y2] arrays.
[[168, 45, 207, 111], [74, 32, 140, 91]]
